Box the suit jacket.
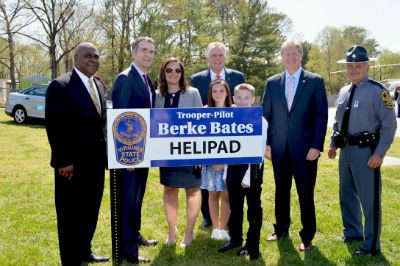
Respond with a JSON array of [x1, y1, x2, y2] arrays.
[[261, 70, 328, 162], [112, 65, 155, 109], [45, 69, 107, 169], [190, 67, 245, 105], [154, 86, 203, 108]]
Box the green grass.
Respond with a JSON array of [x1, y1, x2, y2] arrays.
[[0, 112, 399, 265]]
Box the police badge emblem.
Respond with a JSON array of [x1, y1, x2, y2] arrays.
[[112, 112, 147, 166], [381, 90, 394, 109]]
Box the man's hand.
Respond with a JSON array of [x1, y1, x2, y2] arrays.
[[368, 154, 383, 168], [306, 148, 320, 161], [328, 148, 337, 159], [265, 145, 272, 160], [58, 165, 74, 180]]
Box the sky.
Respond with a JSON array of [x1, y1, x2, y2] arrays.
[[268, 0, 399, 53]]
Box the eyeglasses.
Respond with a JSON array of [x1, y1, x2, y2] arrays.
[[165, 68, 182, 74]]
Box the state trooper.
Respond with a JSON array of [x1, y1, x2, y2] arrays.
[[328, 45, 397, 256]]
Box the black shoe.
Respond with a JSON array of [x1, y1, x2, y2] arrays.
[[343, 236, 364, 243], [138, 233, 158, 247], [123, 255, 151, 264], [86, 253, 109, 263], [353, 248, 380, 256], [200, 219, 212, 229], [218, 241, 242, 253]]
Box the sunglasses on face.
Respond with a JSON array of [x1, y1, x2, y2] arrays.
[[165, 68, 182, 74]]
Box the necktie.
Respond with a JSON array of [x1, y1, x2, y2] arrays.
[[215, 74, 222, 80], [142, 74, 152, 107], [340, 84, 357, 135], [286, 76, 296, 110], [88, 79, 101, 115]]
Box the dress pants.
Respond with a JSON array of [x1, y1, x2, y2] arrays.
[[226, 164, 263, 251], [120, 168, 149, 258], [55, 162, 104, 266], [271, 148, 317, 242], [339, 145, 381, 252]]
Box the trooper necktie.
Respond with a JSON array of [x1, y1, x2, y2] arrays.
[[142, 74, 153, 107], [215, 74, 222, 80], [286, 76, 296, 110], [340, 84, 357, 135], [88, 79, 101, 115]]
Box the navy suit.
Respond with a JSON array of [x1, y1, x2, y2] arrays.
[[112, 65, 155, 259], [261, 69, 328, 242], [190, 67, 245, 105], [45, 70, 107, 265]]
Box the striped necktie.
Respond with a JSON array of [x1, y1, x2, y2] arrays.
[[286, 76, 296, 110], [88, 79, 101, 115]]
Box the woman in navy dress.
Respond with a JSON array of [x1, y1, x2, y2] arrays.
[[155, 57, 203, 247]]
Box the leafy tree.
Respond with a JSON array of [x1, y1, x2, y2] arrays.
[[0, 0, 34, 90], [229, 0, 287, 96]]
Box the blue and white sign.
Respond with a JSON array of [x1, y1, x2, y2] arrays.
[[107, 107, 263, 169]]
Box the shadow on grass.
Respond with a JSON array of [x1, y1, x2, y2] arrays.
[[0, 117, 45, 128], [344, 242, 390, 265], [275, 238, 334, 265], [151, 230, 266, 265]]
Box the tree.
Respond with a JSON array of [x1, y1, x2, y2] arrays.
[[229, 0, 287, 96], [0, 0, 34, 90], [21, 0, 78, 78]]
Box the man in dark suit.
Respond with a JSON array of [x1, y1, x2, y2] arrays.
[[190, 42, 245, 228], [261, 39, 328, 251], [45, 42, 109, 265], [112, 36, 157, 264]]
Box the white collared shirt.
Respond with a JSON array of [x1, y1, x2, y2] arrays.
[[74, 67, 101, 112], [210, 69, 226, 81], [285, 67, 302, 95]]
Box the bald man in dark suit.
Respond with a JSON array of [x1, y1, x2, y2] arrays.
[[45, 42, 109, 265]]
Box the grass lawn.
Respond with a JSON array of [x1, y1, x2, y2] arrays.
[[0, 111, 399, 265]]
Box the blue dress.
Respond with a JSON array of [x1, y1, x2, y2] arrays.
[[201, 165, 227, 192]]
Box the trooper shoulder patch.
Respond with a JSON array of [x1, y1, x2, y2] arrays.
[[381, 90, 394, 109]]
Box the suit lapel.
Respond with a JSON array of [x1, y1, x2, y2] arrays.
[[290, 70, 306, 112], [224, 67, 231, 84], [129, 66, 152, 107], [71, 70, 100, 117], [178, 90, 188, 107], [278, 73, 289, 113], [94, 79, 106, 118]]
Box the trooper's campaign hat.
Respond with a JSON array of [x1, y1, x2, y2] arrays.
[[337, 45, 376, 63]]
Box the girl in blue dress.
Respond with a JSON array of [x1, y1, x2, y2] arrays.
[[201, 79, 232, 240]]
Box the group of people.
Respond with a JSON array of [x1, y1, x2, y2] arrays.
[[45, 36, 397, 265]]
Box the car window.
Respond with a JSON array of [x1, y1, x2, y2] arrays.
[[24, 86, 47, 97], [33, 87, 47, 97]]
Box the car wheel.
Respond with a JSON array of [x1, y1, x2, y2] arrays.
[[13, 107, 27, 124]]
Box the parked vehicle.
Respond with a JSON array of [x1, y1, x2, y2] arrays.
[[5, 84, 113, 124], [5, 85, 48, 124]]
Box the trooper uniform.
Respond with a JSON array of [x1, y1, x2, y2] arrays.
[[330, 46, 397, 255]]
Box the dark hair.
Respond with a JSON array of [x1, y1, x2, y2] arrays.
[[157, 57, 188, 95], [207, 79, 232, 107], [131, 37, 155, 51]]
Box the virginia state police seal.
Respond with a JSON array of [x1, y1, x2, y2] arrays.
[[112, 112, 147, 166]]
